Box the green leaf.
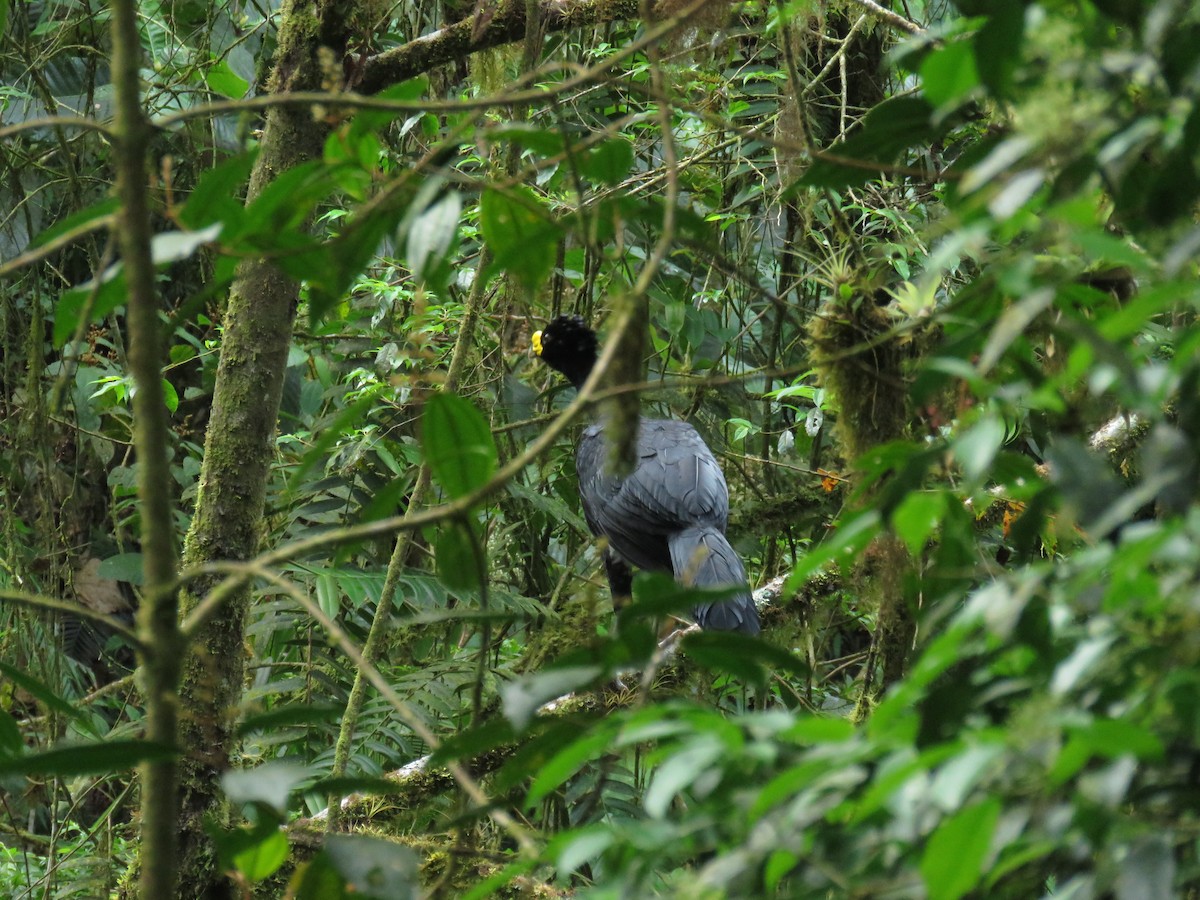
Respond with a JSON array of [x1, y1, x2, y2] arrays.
[[233, 828, 289, 882], [54, 267, 127, 346], [324, 835, 419, 900], [178, 150, 256, 230], [306, 211, 401, 323], [98, 552, 144, 584], [973, 5, 1025, 97], [553, 827, 615, 876], [644, 735, 725, 818], [222, 762, 308, 815], [0, 740, 176, 777], [29, 197, 119, 251], [205, 60, 249, 99], [782, 715, 856, 744], [435, 520, 482, 594], [526, 728, 613, 807], [682, 631, 808, 686], [580, 138, 634, 186], [892, 491, 945, 555], [289, 853, 349, 900], [479, 186, 559, 292], [406, 191, 461, 289], [0, 709, 23, 757], [421, 392, 498, 499], [351, 77, 428, 134], [161, 378, 179, 414], [236, 703, 342, 735], [784, 511, 882, 592], [920, 40, 980, 109], [952, 417, 1006, 483], [920, 797, 1000, 900]]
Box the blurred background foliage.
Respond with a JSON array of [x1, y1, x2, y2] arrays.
[[2, 0, 1200, 896]]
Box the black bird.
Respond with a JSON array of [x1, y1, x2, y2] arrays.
[[532, 315, 760, 635]]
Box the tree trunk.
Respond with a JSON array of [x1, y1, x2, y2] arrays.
[[172, 1, 354, 894]]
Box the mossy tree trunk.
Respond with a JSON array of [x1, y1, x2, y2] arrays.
[[172, 1, 355, 894]]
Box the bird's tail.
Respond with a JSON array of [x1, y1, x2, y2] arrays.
[[668, 526, 760, 635]]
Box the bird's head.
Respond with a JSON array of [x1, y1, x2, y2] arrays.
[[532, 315, 598, 390]]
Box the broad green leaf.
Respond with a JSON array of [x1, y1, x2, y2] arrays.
[[892, 490, 945, 555], [479, 186, 558, 292], [644, 735, 724, 818], [236, 703, 342, 735], [784, 511, 882, 592], [427, 719, 515, 766], [29, 197, 119, 251], [682, 631, 808, 686], [350, 77, 428, 134], [488, 123, 564, 156], [306, 211, 401, 322], [782, 716, 856, 744], [406, 191, 461, 288], [435, 521, 482, 594], [241, 161, 327, 234], [920, 40, 980, 109], [952, 417, 1006, 483], [205, 60, 249, 99], [161, 378, 179, 414], [54, 267, 126, 346], [920, 797, 1001, 900], [233, 828, 289, 882], [553, 827, 615, 877], [0, 709, 22, 756], [324, 834, 419, 900], [98, 552, 143, 584], [421, 392, 498, 499], [222, 762, 308, 815], [178, 150, 256, 230], [580, 138, 634, 186], [0, 740, 176, 777], [526, 728, 613, 807], [311, 776, 405, 798], [973, 5, 1025, 97]]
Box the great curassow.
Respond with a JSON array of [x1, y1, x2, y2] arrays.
[[532, 315, 760, 635]]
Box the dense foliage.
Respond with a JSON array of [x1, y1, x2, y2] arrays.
[[2, 0, 1199, 897]]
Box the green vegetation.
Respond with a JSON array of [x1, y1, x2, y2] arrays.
[[1, 0, 1199, 896]]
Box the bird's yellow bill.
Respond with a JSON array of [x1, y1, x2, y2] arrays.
[[531, 330, 544, 356]]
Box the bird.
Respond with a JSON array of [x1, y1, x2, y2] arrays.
[[531, 315, 760, 635]]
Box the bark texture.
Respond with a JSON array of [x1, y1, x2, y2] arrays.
[[173, 1, 354, 894]]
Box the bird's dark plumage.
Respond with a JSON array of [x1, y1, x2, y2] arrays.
[[533, 315, 760, 635]]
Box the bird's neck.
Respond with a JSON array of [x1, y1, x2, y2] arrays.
[[560, 355, 596, 392]]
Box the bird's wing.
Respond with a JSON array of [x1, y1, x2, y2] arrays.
[[577, 419, 729, 541]]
